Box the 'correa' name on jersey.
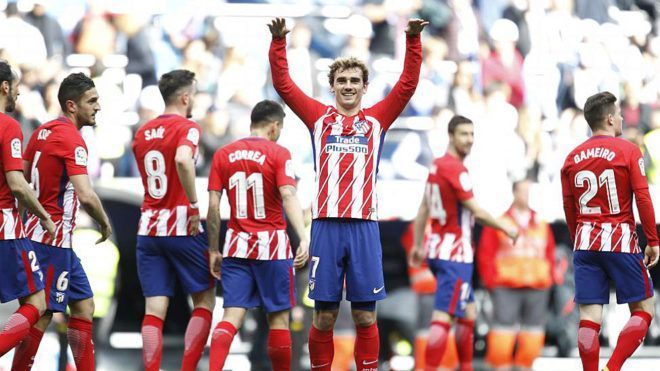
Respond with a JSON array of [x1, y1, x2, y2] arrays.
[[228, 150, 266, 165], [573, 147, 616, 164]]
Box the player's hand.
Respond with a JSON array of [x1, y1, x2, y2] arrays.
[[188, 209, 200, 236], [96, 223, 112, 244], [209, 249, 222, 279], [408, 245, 426, 268], [39, 216, 56, 245], [268, 17, 290, 38], [405, 18, 429, 36], [644, 245, 659, 268], [293, 238, 309, 269], [505, 225, 519, 244]]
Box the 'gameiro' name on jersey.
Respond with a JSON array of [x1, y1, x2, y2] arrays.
[[573, 147, 616, 164], [324, 135, 368, 154]]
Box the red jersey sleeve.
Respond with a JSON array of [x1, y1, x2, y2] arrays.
[[275, 147, 296, 188], [208, 150, 224, 192], [268, 37, 327, 129], [61, 133, 88, 176], [448, 166, 473, 201], [176, 122, 201, 150], [628, 146, 659, 246], [2, 121, 24, 172], [560, 165, 577, 243], [366, 34, 422, 130]]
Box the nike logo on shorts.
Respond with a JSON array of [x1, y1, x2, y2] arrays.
[[311, 362, 330, 368], [373, 286, 384, 294], [363, 359, 378, 365]]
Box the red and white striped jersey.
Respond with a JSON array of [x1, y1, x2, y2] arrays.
[[208, 137, 296, 260], [0, 113, 26, 240], [23, 117, 88, 248], [270, 34, 422, 221], [425, 154, 475, 263], [561, 136, 659, 254], [132, 114, 202, 237]]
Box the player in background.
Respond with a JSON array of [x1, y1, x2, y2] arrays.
[[14, 72, 112, 371], [409, 115, 518, 371], [561, 91, 659, 371], [206, 100, 309, 371], [0, 61, 54, 358], [268, 17, 427, 371], [132, 69, 215, 371]]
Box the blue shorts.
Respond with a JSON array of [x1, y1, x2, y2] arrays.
[[574, 251, 654, 304], [221, 257, 295, 313], [137, 235, 214, 297], [32, 242, 93, 312], [0, 239, 44, 303], [308, 218, 385, 303], [428, 259, 474, 318]]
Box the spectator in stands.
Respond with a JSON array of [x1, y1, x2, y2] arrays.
[[24, 0, 70, 59], [479, 178, 556, 371], [482, 19, 525, 108]]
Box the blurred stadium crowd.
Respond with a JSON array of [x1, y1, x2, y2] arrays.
[[2, 0, 660, 222]]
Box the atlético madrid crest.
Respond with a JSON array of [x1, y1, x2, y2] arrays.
[[353, 120, 370, 135]]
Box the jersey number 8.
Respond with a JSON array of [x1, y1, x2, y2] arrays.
[[145, 150, 167, 199]]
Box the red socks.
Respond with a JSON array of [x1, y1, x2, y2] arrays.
[[606, 311, 652, 371], [268, 329, 292, 371], [309, 326, 334, 371], [12, 326, 44, 371], [181, 308, 212, 371], [210, 321, 237, 370], [578, 320, 601, 371], [425, 320, 450, 371], [0, 304, 40, 357], [456, 319, 474, 371], [142, 314, 164, 371], [67, 317, 94, 371], [354, 323, 379, 371]]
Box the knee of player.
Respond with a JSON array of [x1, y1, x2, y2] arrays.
[[70, 298, 95, 320], [31, 290, 48, 315], [314, 310, 339, 330], [351, 309, 376, 327]]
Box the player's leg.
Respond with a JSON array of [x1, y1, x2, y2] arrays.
[[307, 219, 347, 370], [136, 236, 175, 371], [253, 258, 296, 371], [574, 250, 609, 371], [485, 288, 520, 370], [513, 289, 550, 371], [11, 312, 52, 371], [0, 239, 46, 357], [344, 220, 385, 371], [455, 301, 476, 371], [604, 252, 655, 371], [66, 250, 96, 371], [210, 257, 259, 371], [163, 234, 216, 371], [425, 259, 473, 371], [267, 309, 292, 371]]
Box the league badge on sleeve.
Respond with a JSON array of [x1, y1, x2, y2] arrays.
[[187, 128, 200, 146], [74, 146, 88, 166], [10, 138, 22, 158], [639, 158, 646, 177]]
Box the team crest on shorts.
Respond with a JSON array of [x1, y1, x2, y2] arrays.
[[309, 279, 315, 291]]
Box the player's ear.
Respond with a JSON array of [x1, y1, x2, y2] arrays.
[[181, 92, 190, 106], [0, 80, 8, 95], [65, 99, 77, 114]]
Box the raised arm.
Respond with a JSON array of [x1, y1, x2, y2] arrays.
[[268, 17, 326, 128], [367, 19, 427, 129]]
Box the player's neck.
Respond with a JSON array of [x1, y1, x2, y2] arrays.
[[447, 147, 465, 162], [63, 113, 82, 129], [250, 130, 271, 141], [162, 106, 186, 118], [591, 129, 615, 137], [335, 104, 361, 117]]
